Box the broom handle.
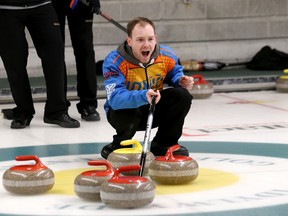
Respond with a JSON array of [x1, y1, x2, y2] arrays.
[[76, 0, 127, 33], [139, 96, 156, 176], [99, 11, 127, 33]]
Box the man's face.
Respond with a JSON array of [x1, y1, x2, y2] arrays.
[[127, 23, 157, 64]]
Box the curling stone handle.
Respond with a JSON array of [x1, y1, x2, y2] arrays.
[[192, 74, 208, 84], [120, 139, 142, 151], [15, 155, 47, 169], [87, 160, 114, 172], [16, 155, 40, 162], [112, 165, 141, 179], [164, 144, 181, 161]]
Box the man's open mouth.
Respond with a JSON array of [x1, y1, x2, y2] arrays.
[[142, 51, 150, 57]]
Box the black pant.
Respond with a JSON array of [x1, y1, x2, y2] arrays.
[[52, 0, 98, 110], [107, 88, 193, 147], [0, 4, 67, 117]]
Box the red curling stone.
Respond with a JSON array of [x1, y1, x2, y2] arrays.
[[148, 144, 199, 185], [74, 160, 114, 201], [2, 155, 54, 194], [189, 74, 214, 99], [100, 164, 155, 208], [107, 139, 155, 176]]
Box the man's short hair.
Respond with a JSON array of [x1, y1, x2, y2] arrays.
[[127, 17, 155, 37]]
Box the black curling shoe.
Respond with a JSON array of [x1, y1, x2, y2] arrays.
[[2, 108, 15, 120], [10, 114, 33, 129], [150, 142, 189, 157], [44, 113, 80, 128], [80, 106, 100, 121], [101, 143, 132, 159]]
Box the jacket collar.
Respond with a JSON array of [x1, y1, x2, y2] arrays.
[[117, 41, 160, 68]]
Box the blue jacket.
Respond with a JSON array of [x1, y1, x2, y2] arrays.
[[103, 42, 184, 113]]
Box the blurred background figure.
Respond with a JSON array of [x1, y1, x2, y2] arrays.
[[52, 0, 101, 121], [0, 0, 80, 129]]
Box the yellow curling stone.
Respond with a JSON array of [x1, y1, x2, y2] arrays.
[[276, 69, 288, 93], [107, 139, 155, 176]]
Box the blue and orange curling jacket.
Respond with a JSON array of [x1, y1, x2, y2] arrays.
[[103, 41, 184, 113]]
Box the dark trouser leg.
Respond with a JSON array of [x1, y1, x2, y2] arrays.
[[107, 88, 192, 146], [101, 105, 149, 159], [51, 0, 70, 106], [27, 4, 67, 117], [152, 88, 193, 147], [0, 10, 35, 116], [103, 88, 192, 158], [67, 4, 97, 110], [107, 107, 148, 145]]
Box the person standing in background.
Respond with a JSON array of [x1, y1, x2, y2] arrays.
[[51, 0, 101, 121], [0, 0, 80, 129]]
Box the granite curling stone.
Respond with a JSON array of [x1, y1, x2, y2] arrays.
[[2, 155, 54, 194], [148, 144, 199, 185], [100, 164, 155, 208], [189, 74, 214, 99], [107, 139, 155, 176], [276, 69, 288, 93], [74, 160, 114, 201]]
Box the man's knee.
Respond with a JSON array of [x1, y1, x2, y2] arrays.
[[169, 88, 193, 106]]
